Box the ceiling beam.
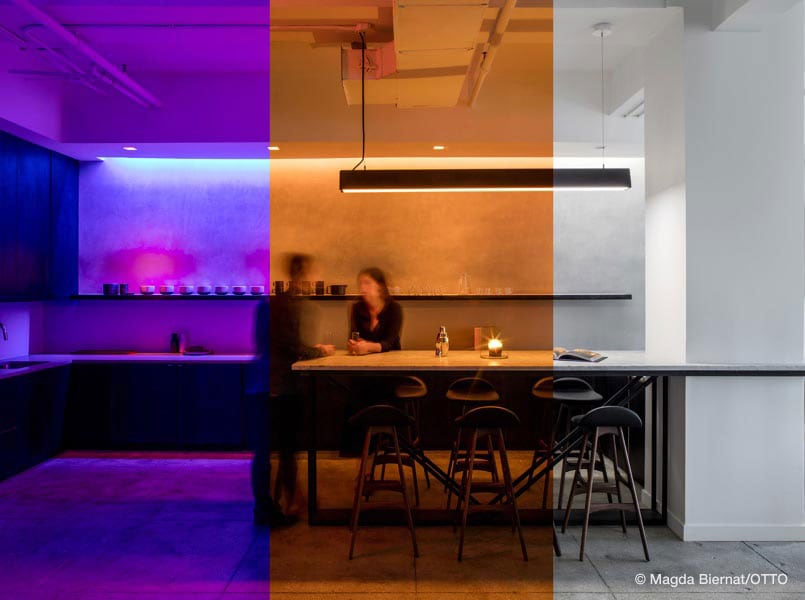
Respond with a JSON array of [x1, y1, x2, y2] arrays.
[[713, 0, 801, 31]]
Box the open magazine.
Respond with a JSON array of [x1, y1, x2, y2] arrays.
[[552, 347, 607, 362]]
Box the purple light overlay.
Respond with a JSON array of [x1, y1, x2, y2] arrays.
[[78, 158, 269, 294]]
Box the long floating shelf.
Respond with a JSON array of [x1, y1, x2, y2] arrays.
[[70, 293, 632, 301]]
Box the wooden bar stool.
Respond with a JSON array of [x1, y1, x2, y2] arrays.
[[453, 406, 527, 561], [348, 404, 419, 559], [445, 377, 501, 510], [531, 377, 605, 509], [562, 406, 649, 562], [373, 376, 430, 490]]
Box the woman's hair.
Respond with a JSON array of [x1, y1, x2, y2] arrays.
[[358, 266, 391, 300]]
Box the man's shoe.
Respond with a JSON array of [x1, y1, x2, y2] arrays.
[[254, 506, 298, 529]]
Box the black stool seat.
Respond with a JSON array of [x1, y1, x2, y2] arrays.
[[446, 377, 500, 403], [394, 376, 427, 399], [532, 377, 603, 403], [349, 404, 415, 429], [571, 406, 642, 430], [456, 406, 520, 430]]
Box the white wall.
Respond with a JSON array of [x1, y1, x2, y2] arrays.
[[644, 12, 686, 363], [675, 0, 805, 541], [641, 9, 688, 534]]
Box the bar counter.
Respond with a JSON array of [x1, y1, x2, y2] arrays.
[[292, 349, 805, 376]]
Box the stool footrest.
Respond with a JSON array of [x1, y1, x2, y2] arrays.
[[464, 481, 507, 493], [363, 479, 404, 493], [373, 454, 414, 466], [587, 503, 637, 514]]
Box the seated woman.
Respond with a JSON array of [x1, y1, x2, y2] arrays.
[[342, 267, 402, 453], [347, 266, 402, 354]]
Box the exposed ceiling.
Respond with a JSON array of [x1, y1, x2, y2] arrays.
[[0, 0, 269, 73], [0, 0, 675, 158]]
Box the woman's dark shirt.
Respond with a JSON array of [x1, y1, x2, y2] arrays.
[[349, 298, 403, 352]]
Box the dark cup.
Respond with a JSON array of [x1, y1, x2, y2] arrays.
[[327, 284, 347, 296], [314, 281, 325, 295], [119, 283, 129, 296], [272, 281, 285, 295], [102, 283, 119, 296], [299, 281, 312, 295]]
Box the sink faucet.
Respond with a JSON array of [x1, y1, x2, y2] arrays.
[[0, 323, 7, 341]]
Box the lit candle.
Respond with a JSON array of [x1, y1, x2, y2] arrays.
[[487, 338, 503, 358]]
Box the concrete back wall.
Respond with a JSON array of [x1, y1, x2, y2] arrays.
[[78, 158, 270, 293], [53, 155, 644, 354], [269, 157, 554, 294], [271, 156, 645, 351]]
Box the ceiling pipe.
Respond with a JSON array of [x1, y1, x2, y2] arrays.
[[467, 0, 516, 107], [9, 0, 161, 108], [59, 23, 371, 33], [7, 25, 107, 94], [270, 23, 372, 33], [23, 26, 107, 94]]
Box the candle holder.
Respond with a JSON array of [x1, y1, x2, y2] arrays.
[[481, 338, 507, 359]]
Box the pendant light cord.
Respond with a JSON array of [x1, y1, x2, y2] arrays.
[[600, 30, 606, 169], [351, 31, 367, 171]]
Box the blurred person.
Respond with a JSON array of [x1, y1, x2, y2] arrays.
[[248, 253, 335, 527]]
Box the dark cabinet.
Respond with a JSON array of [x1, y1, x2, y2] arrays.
[[0, 366, 70, 483], [111, 364, 181, 447], [0, 377, 26, 480], [64, 363, 119, 448], [25, 367, 70, 464], [180, 364, 243, 447], [65, 363, 246, 450], [0, 134, 20, 299], [0, 131, 78, 300]]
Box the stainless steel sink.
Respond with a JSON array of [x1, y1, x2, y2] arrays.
[[0, 361, 47, 370]]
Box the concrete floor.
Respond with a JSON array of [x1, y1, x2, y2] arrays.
[[0, 454, 801, 599]]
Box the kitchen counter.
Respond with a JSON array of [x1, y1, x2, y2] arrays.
[[292, 349, 805, 376], [29, 353, 256, 364]]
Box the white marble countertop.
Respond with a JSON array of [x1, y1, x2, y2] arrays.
[[291, 350, 805, 375]]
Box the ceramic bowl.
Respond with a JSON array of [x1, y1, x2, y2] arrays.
[[232, 285, 248, 296], [140, 285, 155, 295], [159, 285, 174, 295], [197, 285, 212, 295], [178, 285, 195, 295], [250, 285, 265, 295], [214, 285, 229, 295]]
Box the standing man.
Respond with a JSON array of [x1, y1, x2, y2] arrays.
[[249, 253, 335, 527]]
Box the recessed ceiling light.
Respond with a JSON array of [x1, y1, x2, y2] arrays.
[[433, 145, 445, 151], [268, 145, 280, 151], [122, 146, 137, 151]]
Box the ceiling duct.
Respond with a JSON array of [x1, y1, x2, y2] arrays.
[[341, 0, 488, 108]]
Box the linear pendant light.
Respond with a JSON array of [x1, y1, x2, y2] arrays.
[[339, 22, 631, 194], [340, 168, 631, 193]]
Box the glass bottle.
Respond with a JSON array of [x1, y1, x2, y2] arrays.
[[435, 326, 449, 357]]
